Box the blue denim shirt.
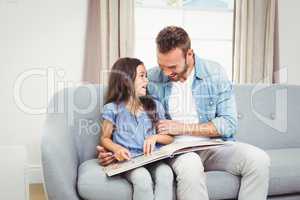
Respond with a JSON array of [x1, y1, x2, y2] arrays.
[[101, 100, 166, 157], [147, 55, 238, 141]]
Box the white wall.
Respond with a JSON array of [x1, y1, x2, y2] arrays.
[[278, 0, 300, 85], [0, 0, 87, 171]]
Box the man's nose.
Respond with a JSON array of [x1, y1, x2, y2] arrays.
[[162, 68, 172, 75]]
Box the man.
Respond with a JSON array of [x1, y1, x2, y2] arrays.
[[97, 26, 270, 200]]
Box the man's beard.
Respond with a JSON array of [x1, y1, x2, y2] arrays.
[[170, 62, 189, 81]]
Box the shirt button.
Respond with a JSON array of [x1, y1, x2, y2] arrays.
[[270, 113, 276, 120], [237, 113, 243, 119], [209, 101, 214, 105], [199, 115, 203, 119]]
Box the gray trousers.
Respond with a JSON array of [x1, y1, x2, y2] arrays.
[[124, 161, 174, 200], [167, 142, 271, 200]]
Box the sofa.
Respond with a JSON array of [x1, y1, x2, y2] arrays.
[[41, 84, 300, 200]]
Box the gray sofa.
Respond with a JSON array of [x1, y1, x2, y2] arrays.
[[41, 84, 300, 200]]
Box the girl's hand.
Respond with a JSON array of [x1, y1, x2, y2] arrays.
[[143, 135, 157, 156], [114, 147, 131, 161]]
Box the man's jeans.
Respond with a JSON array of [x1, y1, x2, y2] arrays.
[[167, 142, 271, 200]]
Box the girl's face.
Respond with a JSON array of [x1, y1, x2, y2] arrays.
[[134, 64, 148, 96]]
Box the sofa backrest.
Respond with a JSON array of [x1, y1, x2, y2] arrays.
[[234, 84, 300, 150], [45, 84, 300, 165], [44, 84, 106, 165]]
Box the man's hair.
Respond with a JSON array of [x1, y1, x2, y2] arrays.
[[156, 26, 191, 55]]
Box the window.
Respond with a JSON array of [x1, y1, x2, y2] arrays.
[[135, 0, 235, 79]]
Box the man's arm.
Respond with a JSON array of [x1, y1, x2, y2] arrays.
[[210, 68, 238, 138], [183, 122, 220, 137], [157, 120, 219, 137], [96, 146, 116, 166]]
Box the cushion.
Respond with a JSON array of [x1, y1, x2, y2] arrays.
[[267, 194, 300, 200], [267, 148, 300, 196], [78, 148, 300, 200], [77, 159, 132, 200], [206, 171, 240, 199], [78, 159, 240, 200], [206, 148, 300, 198]]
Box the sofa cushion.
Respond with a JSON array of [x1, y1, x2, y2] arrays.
[[78, 159, 240, 200], [78, 147, 300, 200], [206, 171, 240, 199], [77, 159, 132, 200], [267, 148, 300, 196], [206, 148, 300, 198]]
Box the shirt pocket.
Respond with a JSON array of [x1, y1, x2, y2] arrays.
[[196, 96, 217, 122]]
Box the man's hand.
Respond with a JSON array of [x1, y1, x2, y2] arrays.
[[143, 135, 157, 155], [96, 146, 116, 166], [158, 121, 220, 138], [114, 146, 131, 161], [157, 120, 185, 136]]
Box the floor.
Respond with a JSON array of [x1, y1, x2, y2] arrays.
[[30, 184, 46, 200]]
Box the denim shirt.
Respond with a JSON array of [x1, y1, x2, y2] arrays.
[[101, 100, 166, 157], [147, 55, 238, 141]]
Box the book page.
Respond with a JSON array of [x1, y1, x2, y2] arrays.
[[103, 140, 228, 176], [103, 147, 170, 176]]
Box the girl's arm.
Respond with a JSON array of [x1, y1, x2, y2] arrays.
[[143, 99, 174, 155], [154, 100, 174, 145], [100, 120, 131, 161]]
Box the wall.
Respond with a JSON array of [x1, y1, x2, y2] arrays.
[[278, 0, 300, 85], [0, 0, 87, 179]]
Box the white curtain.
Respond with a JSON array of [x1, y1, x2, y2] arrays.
[[82, 0, 135, 84], [233, 0, 277, 83]]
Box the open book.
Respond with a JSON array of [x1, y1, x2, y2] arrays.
[[103, 140, 230, 176]]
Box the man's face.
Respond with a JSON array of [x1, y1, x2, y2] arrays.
[[157, 48, 188, 82]]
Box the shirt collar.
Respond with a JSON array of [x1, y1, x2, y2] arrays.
[[194, 54, 205, 80]]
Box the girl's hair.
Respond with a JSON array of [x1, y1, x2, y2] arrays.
[[105, 57, 159, 128]]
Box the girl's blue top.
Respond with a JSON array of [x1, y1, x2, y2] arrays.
[[101, 99, 166, 157]]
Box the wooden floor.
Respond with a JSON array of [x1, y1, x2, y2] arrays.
[[30, 184, 46, 200]]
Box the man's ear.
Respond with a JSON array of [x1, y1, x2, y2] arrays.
[[187, 48, 194, 56], [186, 49, 194, 62], [185, 49, 194, 68]]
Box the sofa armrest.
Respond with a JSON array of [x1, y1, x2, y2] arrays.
[[41, 114, 82, 200]]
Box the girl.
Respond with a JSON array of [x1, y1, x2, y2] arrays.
[[100, 57, 174, 200]]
